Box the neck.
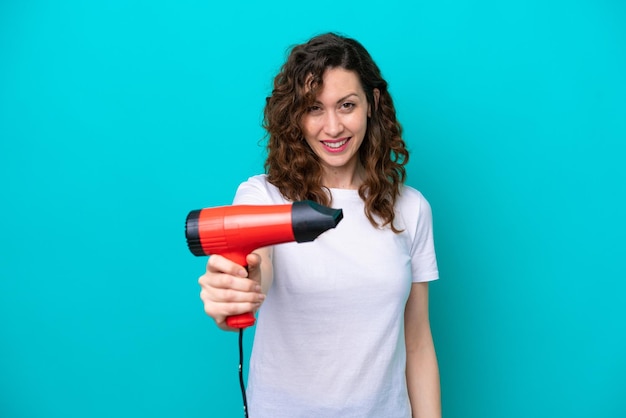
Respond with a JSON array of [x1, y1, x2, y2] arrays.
[[321, 163, 365, 190]]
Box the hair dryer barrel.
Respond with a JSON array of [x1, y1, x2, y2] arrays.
[[185, 201, 343, 261], [186, 203, 292, 263]]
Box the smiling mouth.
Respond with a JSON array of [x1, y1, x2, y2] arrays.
[[322, 138, 349, 149]]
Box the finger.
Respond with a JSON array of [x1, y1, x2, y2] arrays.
[[200, 285, 264, 323], [246, 253, 262, 270], [199, 272, 261, 293], [203, 300, 263, 323], [217, 300, 263, 316], [246, 254, 263, 283], [206, 255, 247, 278], [199, 275, 264, 307], [201, 286, 265, 304]]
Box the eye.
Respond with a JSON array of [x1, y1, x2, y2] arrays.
[[307, 105, 322, 113], [340, 102, 355, 111]]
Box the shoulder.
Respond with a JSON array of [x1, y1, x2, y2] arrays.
[[233, 174, 289, 205], [238, 174, 271, 191], [397, 185, 431, 214], [394, 184, 434, 233]]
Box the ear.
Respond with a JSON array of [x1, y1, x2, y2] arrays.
[[368, 88, 380, 117]]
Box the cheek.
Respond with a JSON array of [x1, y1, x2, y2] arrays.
[[301, 118, 319, 139], [347, 112, 368, 134]]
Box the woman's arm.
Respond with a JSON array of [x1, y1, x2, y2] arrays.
[[405, 282, 441, 418], [252, 246, 274, 295]]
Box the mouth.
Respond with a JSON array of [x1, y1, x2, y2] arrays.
[[321, 138, 350, 152]]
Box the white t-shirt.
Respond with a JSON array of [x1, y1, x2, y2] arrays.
[[233, 175, 439, 418]]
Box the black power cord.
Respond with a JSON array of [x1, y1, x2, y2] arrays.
[[239, 329, 249, 418]]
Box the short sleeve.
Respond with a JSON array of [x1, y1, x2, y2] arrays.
[[232, 174, 288, 205], [409, 192, 439, 283]]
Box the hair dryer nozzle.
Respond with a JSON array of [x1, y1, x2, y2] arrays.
[[291, 200, 343, 242]]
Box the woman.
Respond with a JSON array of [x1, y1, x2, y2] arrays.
[[199, 33, 441, 417]]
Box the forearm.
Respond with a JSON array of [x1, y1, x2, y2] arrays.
[[406, 339, 441, 418], [404, 282, 441, 418], [253, 247, 274, 295]]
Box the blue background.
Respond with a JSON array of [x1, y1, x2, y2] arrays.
[[1, 1, 625, 417]]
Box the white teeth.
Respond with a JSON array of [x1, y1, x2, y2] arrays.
[[323, 139, 348, 149]]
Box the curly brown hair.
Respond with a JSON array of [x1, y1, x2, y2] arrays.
[[264, 33, 409, 232]]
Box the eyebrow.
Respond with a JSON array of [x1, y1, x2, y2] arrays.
[[336, 93, 360, 103], [313, 93, 361, 105]]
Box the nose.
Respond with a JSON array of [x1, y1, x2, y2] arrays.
[[323, 111, 343, 138]]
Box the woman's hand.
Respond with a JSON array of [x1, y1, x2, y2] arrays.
[[198, 253, 266, 331]]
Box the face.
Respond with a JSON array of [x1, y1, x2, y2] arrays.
[[301, 67, 371, 186]]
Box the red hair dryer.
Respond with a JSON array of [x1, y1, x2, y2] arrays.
[[185, 201, 343, 328]]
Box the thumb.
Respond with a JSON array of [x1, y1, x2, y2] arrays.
[[246, 253, 263, 283]]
